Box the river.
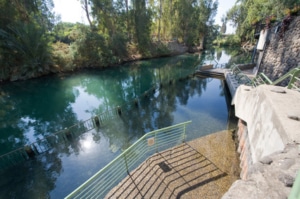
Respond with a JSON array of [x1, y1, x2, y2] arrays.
[[0, 49, 244, 198]]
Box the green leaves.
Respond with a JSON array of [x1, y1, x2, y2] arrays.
[[226, 0, 299, 42], [0, 0, 55, 81], [0, 22, 53, 80], [0, 0, 222, 81]]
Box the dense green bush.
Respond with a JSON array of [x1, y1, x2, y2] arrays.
[[70, 26, 107, 67], [0, 0, 222, 81], [0, 22, 53, 81], [109, 32, 129, 60], [213, 34, 240, 47]]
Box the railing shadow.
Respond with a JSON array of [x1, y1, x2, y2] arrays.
[[106, 143, 228, 199]]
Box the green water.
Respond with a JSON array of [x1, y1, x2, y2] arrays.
[[0, 51, 236, 198]]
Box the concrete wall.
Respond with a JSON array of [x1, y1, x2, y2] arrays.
[[223, 85, 300, 198], [233, 85, 300, 179], [259, 16, 300, 86], [222, 16, 300, 199]]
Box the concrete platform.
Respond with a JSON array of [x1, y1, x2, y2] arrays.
[[105, 130, 240, 199], [234, 85, 300, 163]]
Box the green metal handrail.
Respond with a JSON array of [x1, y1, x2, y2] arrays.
[[251, 66, 300, 90], [289, 171, 300, 199], [229, 64, 252, 85], [228, 64, 300, 90], [251, 73, 273, 87], [285, 68, 300, 90], [273, 67, 300, 86], [65, 121, 192, 199]]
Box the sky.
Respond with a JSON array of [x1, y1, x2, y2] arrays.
[[53, 0, 87, 24], [215, 0, 236, 33], [53, 0, 236, 33]]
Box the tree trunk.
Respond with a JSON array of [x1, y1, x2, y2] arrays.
[[199, 34, 204, 50], [158, 0, 163, 41], [125, 0, 130, 41], [82, 0, 93, 29]]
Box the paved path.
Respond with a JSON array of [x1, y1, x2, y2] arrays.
[[106, 130, 240, 199]]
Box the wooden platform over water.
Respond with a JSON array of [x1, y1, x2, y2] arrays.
[[194, 64, 256, 97], [194, 68, 228, 79]]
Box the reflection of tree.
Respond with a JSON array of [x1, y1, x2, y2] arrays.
[[0, 149, 62, 198], [216, 49, 222, 61], [0, 53, 230, 198], [0, 89, 26, 154], [72, 54, 203, 120], [97, 57, 202, 149], [219, 47, 251, 67], [0, 53, 204, 156], [99, 76, 210, 153], [175, 77, 207, 105], [0, 77, 78, 155]]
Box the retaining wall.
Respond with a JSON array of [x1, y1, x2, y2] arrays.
[[259, 16, 300, 86], [222, 16, 300, 199], [222, 85, 300, 199], [233, 85, 300, 177]]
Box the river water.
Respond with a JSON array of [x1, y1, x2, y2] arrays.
[[0, 50, 241, 198]]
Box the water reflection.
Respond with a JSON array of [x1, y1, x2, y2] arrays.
[[0, 54, 202, 155], [0, 52, 236, 198], [202, 48, 251, 68], [71, 86, 103, 120]]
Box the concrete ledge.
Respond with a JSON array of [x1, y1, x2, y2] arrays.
[[223, 85, 300, 198], [233, 85, 300, 163], [224, 71, 240, 98]]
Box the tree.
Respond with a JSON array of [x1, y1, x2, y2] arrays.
[[81, 0, 94, 29], [220, 15, 227, 34], [1, 0, 221, 81], [160, 0, 218, 48], [0, 22, 53, 80], [132, 0, 152, 55], [0, 0, 55, 81], [226, 0, 299, 42]]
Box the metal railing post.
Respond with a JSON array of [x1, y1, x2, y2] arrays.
[[124, 153, 129, 174], [289, 171, 300, 199], [64, 121, 192, 199], [287, 68, 300, 89], [183, 124, 186, 142], [155, 132, 158, 153]]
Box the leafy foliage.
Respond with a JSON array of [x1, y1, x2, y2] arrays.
[[0, 0, 55, 81], [213, 34, 240, 47], [226, 0, 300, 42], [0, 22, 53, 80], [132, 0, 152, 55], [110, 32, 129, 59], [0, 0, 221, 81], [70, 25, 109, 67], [52, 22, 76, 44]]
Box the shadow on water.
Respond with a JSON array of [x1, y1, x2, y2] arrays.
[[0, 51, 240, 198]]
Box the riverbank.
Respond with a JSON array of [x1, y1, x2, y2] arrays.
[[0, 41, 190, 83]]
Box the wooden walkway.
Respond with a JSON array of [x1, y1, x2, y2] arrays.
[[194, 68, 228, 79], [194, 64, 256, 97]]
